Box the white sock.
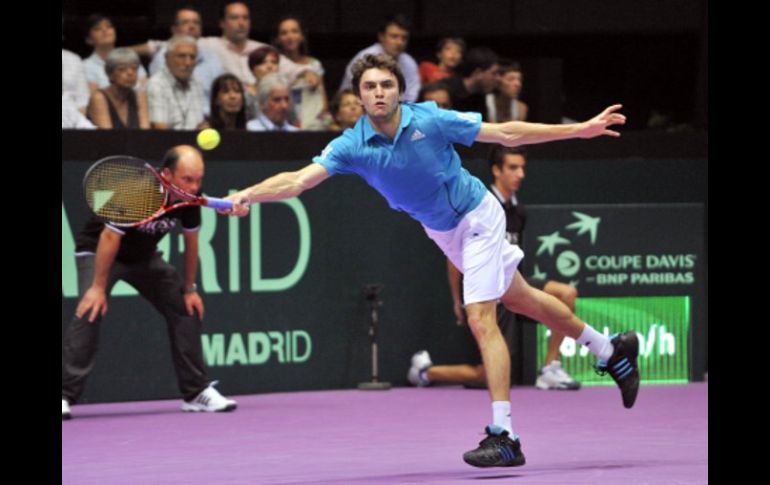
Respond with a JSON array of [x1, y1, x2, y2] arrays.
[[576, 323, 614, 361], [492, 401, 513, 436]]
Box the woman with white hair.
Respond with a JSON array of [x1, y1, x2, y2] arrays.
[[87, 48, 150, 129]]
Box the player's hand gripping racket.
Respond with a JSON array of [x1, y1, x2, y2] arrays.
[[83, 155, 233, 227]]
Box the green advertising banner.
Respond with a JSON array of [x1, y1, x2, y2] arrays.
[[537, 296, 690, 385]]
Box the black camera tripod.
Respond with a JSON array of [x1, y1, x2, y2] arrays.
[[358, 283, 391, 390]]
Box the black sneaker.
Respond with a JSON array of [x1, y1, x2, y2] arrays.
[[596, 331, 640, 409], [463, 425, 526, 467]]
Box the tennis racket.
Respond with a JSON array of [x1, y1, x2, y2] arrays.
[[83, 155, 233, 227]]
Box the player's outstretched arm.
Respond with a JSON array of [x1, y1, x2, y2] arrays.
[[475, 104, 626, 147], [218, 163, 331, 216]]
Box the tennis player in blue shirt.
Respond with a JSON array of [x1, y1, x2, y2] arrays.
[[220, 54, 639, 468]]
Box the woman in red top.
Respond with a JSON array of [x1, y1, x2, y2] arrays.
[[419, 37, 466, 84]]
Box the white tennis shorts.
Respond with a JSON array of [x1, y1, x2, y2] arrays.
[[424, 192, 524, 305]]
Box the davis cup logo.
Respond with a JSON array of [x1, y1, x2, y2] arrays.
[[530, 212, 601, 287]]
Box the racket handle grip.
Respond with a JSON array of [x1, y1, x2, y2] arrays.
[[203, 197, 234, 210]]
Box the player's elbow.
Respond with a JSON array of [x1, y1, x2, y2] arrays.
[[497, 122, 528, 147], [294, 170, 325, 194], [499, 130, 522, 147]]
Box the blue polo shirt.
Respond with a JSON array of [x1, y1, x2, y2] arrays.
[[313, 101, 487, 231]]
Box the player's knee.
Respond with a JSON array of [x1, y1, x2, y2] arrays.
[[465, 313, 483, 331], [466, 315, 499, 344]]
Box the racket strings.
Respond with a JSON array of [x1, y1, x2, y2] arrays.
[[85, 161, 166, 224]]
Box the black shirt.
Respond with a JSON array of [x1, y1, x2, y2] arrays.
[[101, 89, 140, 129], [75, 206, 201, 263], [444, 76, 489, 120], [490, 185, 526, 247]]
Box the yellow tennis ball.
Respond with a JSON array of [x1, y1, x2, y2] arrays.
[[197, 128, 221, 150]]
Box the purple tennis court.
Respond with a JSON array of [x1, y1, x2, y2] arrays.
[[62, 383, 707, 484]]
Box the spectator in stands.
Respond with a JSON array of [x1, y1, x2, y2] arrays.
[[87, 48, 150, 129], [62, 14, 90, 115], [131, 6, 224, 108], [246, 73, 298, 132], [273, 16, 329, 130], [339, 14, 420, 102], [200, 73, 247, 130], [444, 47, 500, 119], [83, 14, 148, 94], [63, 48, 90, 115], [419, 37, 465, 84], [197, 1, 266, 85], [245, 46, 281, 119], [62, 95, 96, 129], [419, 82, 452, 109], [486, 61, 529, 122], [327, 89, 363, 131], [147, 35, 206, 130]]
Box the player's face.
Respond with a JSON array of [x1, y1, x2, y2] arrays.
[[358, 68, 401, 121], [498, 154, 526, 192]]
